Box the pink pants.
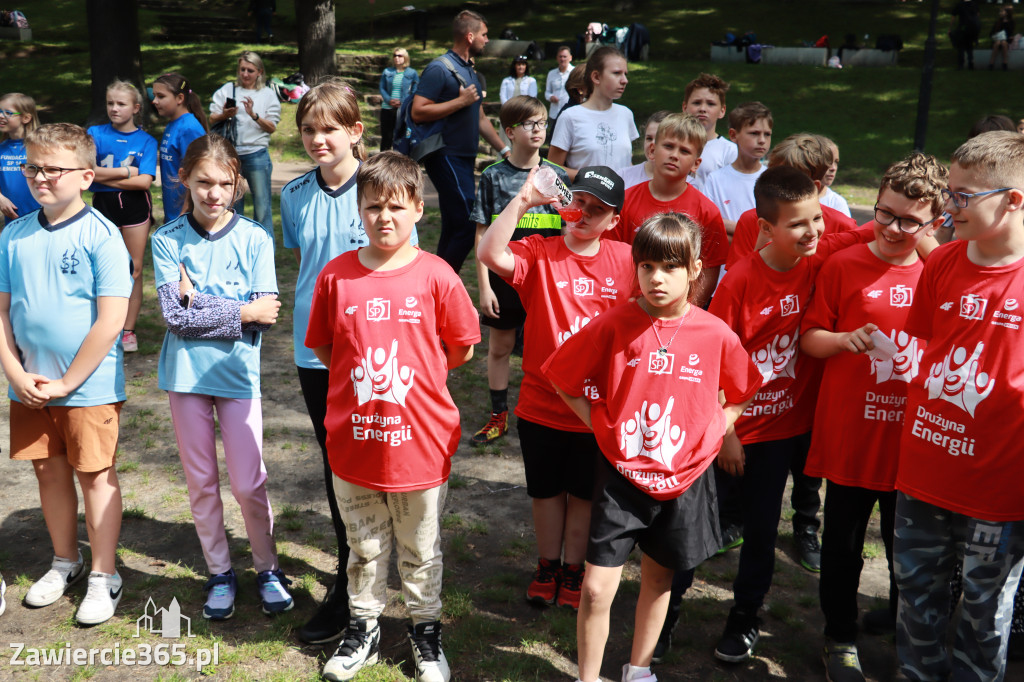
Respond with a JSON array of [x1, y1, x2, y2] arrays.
[[168, 392, 278, 575]]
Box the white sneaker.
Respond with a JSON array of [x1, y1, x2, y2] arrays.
[[24, 553, 85, 607], [409, 621, 451, 682], [622, 663, 657, 682], [323, 619, 381, 681], [0, 574, 7, 616], [76, 571, 122, 625]]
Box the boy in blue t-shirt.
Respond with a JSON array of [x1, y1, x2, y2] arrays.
[[0, 123, 132, 625]]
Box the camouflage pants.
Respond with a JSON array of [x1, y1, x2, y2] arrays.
[[894, 492, 1024, 681]]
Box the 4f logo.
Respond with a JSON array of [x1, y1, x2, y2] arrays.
[[959, 294, 987, 321], [366, 297, 390, 321], [648, 352, 674, 375], [780, 294, 799, 317], [61, 248, 80, 274], [573, 277, 594, 297], [890, 285, 913, 308]]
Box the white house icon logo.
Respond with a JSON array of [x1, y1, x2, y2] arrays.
[[135, 597, 194, 638]]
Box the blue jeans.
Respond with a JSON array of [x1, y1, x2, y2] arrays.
[[423, 153, 477, 274], [236, 148, 273, 238]]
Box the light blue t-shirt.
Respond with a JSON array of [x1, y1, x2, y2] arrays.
[[88, 123, 159, 193], [0, 206, 131, 406], [158, 113, 206, 220], [0, 138, 41, 224], [152, 212, 277, 398], [280, 167, 418, 369]]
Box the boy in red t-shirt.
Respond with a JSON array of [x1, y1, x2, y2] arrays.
[[307, 152, 480, 682], [606, 113, 728, 308], [727, 133, 858, 270], [478, 165, 633, 611], [893, 131, 1024, 682], [544, 214, 760, 682], [800, 153, 947, 682], [708, 166, 874, 663]]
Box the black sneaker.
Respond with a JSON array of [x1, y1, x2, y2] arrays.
[[298, 581, 350, 644], [322, 619, 380, 681], [714, 608, 761, 663], [652, 631, 672, 664], [861, 608, 896, 635], [408, 620, 451, 682], [796, 530, 822, 573]]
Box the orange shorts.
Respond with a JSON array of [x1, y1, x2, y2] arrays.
[[9, 401, 123, 473]]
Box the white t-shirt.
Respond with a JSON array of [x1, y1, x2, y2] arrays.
[[821, 186, 852, 217], [703, 164, 766, 223], [544, 65, 572, 119], [210, 83, 282, 155], [693, 136, 738, 192], [618, 162, 651, 190], [551, 103, 639, 171]]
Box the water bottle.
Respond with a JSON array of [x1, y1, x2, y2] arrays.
[[533, 166, 582, 223]]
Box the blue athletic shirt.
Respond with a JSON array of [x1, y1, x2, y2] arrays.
[[152, 212, 277, 399], [0, 206, 132, 406], [0, 138, 41, 224], [281, 166, 419, 369], [87, 123, 159, 193], [415, 50, 483, 158], [158, 113, 206, 220]]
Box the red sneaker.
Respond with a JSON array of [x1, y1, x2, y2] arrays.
[[471, 411, 508, 445], [556, 563, 584, 610], [526, 557, 560, 605]]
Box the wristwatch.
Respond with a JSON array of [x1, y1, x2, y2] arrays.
[[252, 113, 260, 122]]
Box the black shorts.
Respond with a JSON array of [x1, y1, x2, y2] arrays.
[[517, 417, 599, 500], [587, 456, 721, 571], [480, 271, 526, 330], [93, 190, 152, 228]]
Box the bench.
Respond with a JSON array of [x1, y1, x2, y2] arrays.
[[486, 39, 536, 59], [840, 48, 899, 67], [0, 26, 31, 41], [710, 45, 827, 66], [971, 48, 1024, 69]]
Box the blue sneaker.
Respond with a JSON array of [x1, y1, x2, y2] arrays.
[[203, 569, 237, 620], [257, 569, 294, 615]]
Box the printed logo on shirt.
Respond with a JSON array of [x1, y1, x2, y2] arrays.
[[959, 294, 987, 321], [351, 340, 415, 407], [866, 290, 883, 299], [345, 306, 358, 315], [890, 285, 913, 308], [594, 125, 617, 148], [992, 307, 1022, 330], [1005, 298, 1019, 311], [648, 352, 674, 375], [556, 314, 597, 345], [605, 278, 615, 286], [556, 281, 569, 289], [759, 306, 774, 316], [780, 294, 800, 317], [750, 333, 799, 384], [626, 358, 641, 368], [405, 297, 418, 308], [573, 277, 594, 297], [871, 330, 922, 384], [688, 353, 700, 366], [940, 301, 954, 311], [619, 398, 686, 470], [923, 341, 994, 417], [366, 297, 390, 322], [60, 248, 80, 275]]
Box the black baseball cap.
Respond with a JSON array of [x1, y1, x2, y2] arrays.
[[570, 166, 625, 211]]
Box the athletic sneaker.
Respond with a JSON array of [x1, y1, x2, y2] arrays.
[[714, 607, 761, 663], [796, 530, 822, 573], [122, 330, 138, 352], [203, 569, 237, 620], [823, 640, 865, 682], [470, 411, 508, 445], [621, 663, 658, 681], [297, 579, 349, 644], [557, 563, 584, 610], [408, 620, 451, 682], [322, 619, 381, 682], [526, 557, 561, 605], [0, 574, 6, 617], [76, 571, 122, 625], [716, 523, 744, 555], [257, 569, 294, 614], [24, 552, 85, 607]]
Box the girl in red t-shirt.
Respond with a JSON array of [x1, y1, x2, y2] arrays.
[[544, 213, 760, 682]]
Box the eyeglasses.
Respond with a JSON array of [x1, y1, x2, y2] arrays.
[[941, 187, 1013, 209], [0, 109, 22, 118], [516, 55, 529, 61], [20, 163, 87, 180], [511, 120, 547, 132], [873, 205, 931, 234]]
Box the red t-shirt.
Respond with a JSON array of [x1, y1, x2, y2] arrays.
[[605, 181, 729, 268], [507, 235, 634, 431], [305, 250, 481, 492], [801, 244, 925, 491], [709, 229, 872, 444], [726, 203, 859, 269], [897, 240, 1024, 521], [542, 302, 761, 500]]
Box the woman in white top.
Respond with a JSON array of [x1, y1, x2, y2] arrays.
[[499, 55, 538, 104], [548, 46, 638, 181], [209, 51, 281, 234]]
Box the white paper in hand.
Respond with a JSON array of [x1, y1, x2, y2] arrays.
[[866, 329, 898, 361]]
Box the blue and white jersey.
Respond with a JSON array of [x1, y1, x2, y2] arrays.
[[0, 206, 131, 406], [88, 123, 159, 193], [281, 167, 419, 369], [0, 138, 40, 224], [152, 212, 277, 399], [158, 113, 206, 220]]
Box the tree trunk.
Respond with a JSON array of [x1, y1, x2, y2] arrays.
[[295, 0, 336, 85], [86, 0, 147, 127]]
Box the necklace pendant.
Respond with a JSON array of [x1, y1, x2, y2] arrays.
[[658, 347, 668, 356]]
